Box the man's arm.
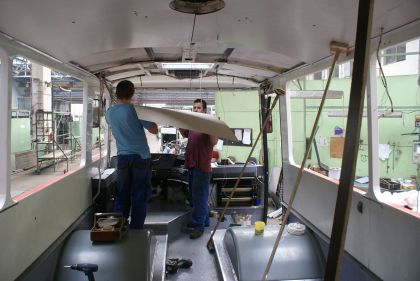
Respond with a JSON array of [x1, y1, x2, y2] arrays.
[[140, 119, 158, 134], [179, 128, 189, 138], [210, 135, 218, 146], [146, 122, 158, 134]]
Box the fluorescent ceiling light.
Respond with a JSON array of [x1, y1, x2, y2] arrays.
[[288, 90, 344, 99], [143, 103, 167, 108], [161, 62, 214, 70]]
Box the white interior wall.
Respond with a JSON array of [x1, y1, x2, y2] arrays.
[[283, 163, 420, 281], [276, 21, 420, 281], [0, 163, 97, 281]]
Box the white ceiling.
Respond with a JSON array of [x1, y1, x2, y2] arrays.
[[0, 0, 419, 89]]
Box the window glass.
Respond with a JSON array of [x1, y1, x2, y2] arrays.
[[384, 44, 406, 65], [313, 71, 323, 80], [10, 56, 84, 199], [51, 70, 83, 163], [288, 59, 368, 187], [91, 91, 106, 159], [377, 38, 420, 212]]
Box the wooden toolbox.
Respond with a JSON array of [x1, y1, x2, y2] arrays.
[[90, 212, 127, 242]]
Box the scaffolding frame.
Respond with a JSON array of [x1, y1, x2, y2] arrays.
[[34, 110, 75, 174]]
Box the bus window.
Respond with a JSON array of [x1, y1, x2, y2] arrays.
[[288, 60, 368, 186], [376, 37, 420, 212], [10, 57, 84, 199]]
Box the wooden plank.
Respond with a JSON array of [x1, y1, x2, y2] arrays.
[[324, 0, 374, 280], [14, 150, 36, 170], [39, 150, 71, 159], [135, 106, 238, 141]]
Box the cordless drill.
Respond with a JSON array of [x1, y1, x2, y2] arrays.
[[64, 263, 98, 281], [165, 258, 193, 274]]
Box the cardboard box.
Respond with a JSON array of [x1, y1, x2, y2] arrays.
[[90, 213, 126, 242]]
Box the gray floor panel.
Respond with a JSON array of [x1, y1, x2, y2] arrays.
[[152, 235, 168, 281], [165, 217, 233, 281]]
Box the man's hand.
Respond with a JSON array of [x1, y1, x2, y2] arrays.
[[147, 123, 158, 134], [179, 128, 188, 137], [210, 135, 218, 146]]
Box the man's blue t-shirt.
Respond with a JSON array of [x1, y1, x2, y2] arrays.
[[105, 104, 152, 159]]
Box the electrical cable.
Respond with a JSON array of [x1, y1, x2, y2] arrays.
[[92, 76, 105, 203], [199, 70, 202, 100], [215, 65, 221, 90], [190, 14, 197, 46], [376, 27, 394, 112], [206, 89, 283, 252], [187, 14, 197, 92], [102, 78, 116, 167]]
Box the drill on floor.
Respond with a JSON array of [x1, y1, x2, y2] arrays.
[[64, 263, 98, 281], [165, 258, 193, 274]]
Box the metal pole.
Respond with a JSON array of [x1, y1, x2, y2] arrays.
[[207, 90, 282, 252], [324, 0, 374, 280], [260, 88, 270, 223]]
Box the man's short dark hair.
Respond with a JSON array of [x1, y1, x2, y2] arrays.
[[193, 98, 207, 110], [116, 80, 135, 100]]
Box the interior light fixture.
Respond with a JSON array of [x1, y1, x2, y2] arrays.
[[170, 0, 225, 15], [288, 90, 344, 99], [161, 62, 215, 70]]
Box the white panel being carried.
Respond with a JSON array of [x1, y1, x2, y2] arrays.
[[135, 106, 238, 141]]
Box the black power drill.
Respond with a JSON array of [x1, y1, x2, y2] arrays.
[[64, 263, 98, 281], [166, 258, 193, 274]]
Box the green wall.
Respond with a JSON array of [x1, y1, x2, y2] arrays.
[[11, 118, 31, 153], [70, 120, 104, 146], [215, 91, 282, 170], [288, 75, 419, 179]]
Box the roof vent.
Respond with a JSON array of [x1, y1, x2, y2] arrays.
[[169, 70, 201, 79], [170, 0, 225, 14]]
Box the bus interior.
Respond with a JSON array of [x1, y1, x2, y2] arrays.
[[0, 1, 419, 281]]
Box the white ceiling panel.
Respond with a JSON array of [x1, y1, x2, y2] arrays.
[[0, 0, 418, 88], [106, 70, 146, 81], [230, 49, 300, 70]]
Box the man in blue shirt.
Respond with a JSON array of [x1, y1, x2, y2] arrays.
[[105, 80, 158, 229]]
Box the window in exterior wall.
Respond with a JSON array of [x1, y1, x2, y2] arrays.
[[10, 56, 85, 200], [313, 71, 323, 80], [340, 61, 353, 78], [384, 44, 406, 65], [332, 65, 339, 78]]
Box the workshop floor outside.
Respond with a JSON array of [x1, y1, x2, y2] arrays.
[[10, 132, 159, 199]]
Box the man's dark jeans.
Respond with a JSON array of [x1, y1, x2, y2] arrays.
[[115, 154, 151, 229], [188, 168, 212, 232]]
